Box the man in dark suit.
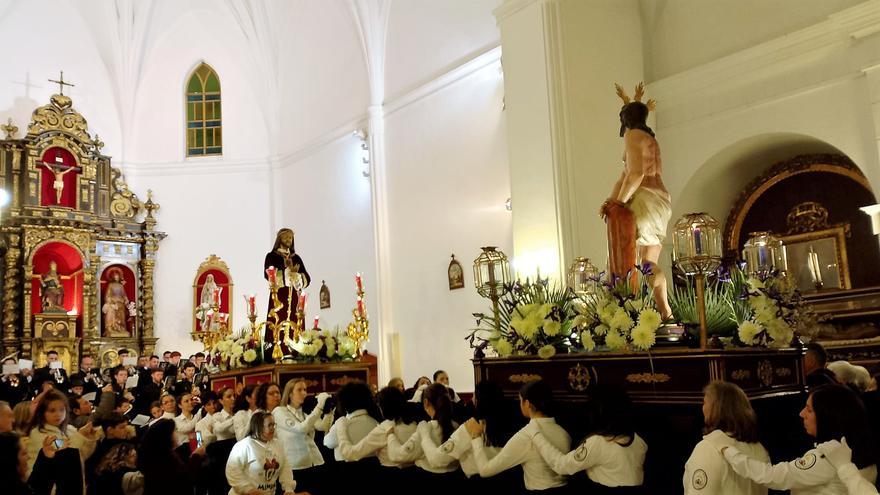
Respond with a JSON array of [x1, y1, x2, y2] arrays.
[[136, 367, 165, 416], [70, 355, 102, 396], [33, 350, 69, 392], [0, 358, 29, 406], [174, 361, 197, 397]]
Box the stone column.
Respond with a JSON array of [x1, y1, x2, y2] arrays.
[[495, 0, 644, 278], [1, 234, 20, 357]]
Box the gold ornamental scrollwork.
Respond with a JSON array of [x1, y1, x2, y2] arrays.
[[625, 372, 670, 384], [109, 168, 141, 219], [775, 367, 792, 378], [731, 369, 751, 381], [330, 375, 358, 387], [509, 373, 542, 384], [2, 235, 21, 340], [757, 360, 774, 388], [24, 229, 92, 260], [26, 94, 94, 146]]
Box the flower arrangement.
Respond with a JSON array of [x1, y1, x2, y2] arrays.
[[209, 325, 262, 371], [468, 278, 577, 359], [573, 266, 662, 352], [284, 326, 360, 363]]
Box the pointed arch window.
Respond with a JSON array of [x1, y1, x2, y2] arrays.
[[186, 63, 222, 156]]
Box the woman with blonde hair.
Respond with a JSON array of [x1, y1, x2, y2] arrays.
[[13, 401, 31, 434], [684, 381, 769, 494], [273, 378, 332, 494]]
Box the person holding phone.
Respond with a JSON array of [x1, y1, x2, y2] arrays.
[[25, 389, 99, 494]]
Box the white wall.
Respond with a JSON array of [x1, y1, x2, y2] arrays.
[[383, 60, 510, 391]]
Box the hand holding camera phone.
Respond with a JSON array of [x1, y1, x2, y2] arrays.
[[53, 438, 64, 450], [196, 431, 203, 447]]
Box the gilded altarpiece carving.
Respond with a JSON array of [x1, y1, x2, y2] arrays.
[[0, 93, 165, 370]]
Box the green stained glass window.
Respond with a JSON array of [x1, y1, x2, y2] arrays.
[[186, 63, 222, 157]]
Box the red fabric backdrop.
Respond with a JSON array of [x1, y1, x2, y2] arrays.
[[99, 264, 138, 336], [194, 269, 230, 332], [31, 242, 84, 335], [39, 147, 79, 208]]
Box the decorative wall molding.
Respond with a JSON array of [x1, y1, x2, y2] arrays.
[[649, 0, 880, 128]]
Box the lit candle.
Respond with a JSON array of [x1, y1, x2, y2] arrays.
[[357, 296, 365, 318], [811, 251, 823, 285], [356, 272, 363, 291], [693, 227, 702, 255], [297, 293, 307, 312], [266, 266, 277, 287], [313, 315, 319, 329], [243, 294, 256, 317]]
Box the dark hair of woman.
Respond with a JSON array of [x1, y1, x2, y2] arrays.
[[377, 386, 408, 423], [28, 389, 70, 434], [432, 370, 446, 381], [233, 384, 257, 413], [336, 381, 381, 420], [137, 419, 189, 494], [423, 383, 455, 442], [0, 431, 28, 492], [95, 442, 137, 476], [255, 382, 280, 411], [202, 390, 219, 405], [519, 379, 553, 416], [411, 376, 430, 389], [248, 411, 272, 440], [474, 381, 514, 447], [811, 384, 877, 468], [702, 381, 758, 443], [584, 384, 637, 446]]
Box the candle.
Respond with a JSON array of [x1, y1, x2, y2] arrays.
[[356, 272, 363, 291], [357, 296, 365, 318], [297, 293, 307, 312], [811, 250, 823, 285], [313, 315, 319, 329], [243, 294, 256, 317], [213, 287, 221, 306], [693, 227, 702, 255], [266, 266, 277, 287], [205, 311, 214, 330]]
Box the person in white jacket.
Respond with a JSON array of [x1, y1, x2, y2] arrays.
[[532, 384, 646, 492], [387, 383, 460, 477], [684, 381, 768, 495], [174, 392, 203, 451], [816, 438, 880, 495], [25, 389, 99, 494], [226, 410, 297, 495], [194, 391, 220, 446], [465, 379, 570, 492], [335, 386, 417, 470], [233, 385, 259, 441], [273, 379, 333, 494], [720, 385, 877, 495], [212, 387, 237, 442]]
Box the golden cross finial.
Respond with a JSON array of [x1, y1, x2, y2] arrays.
[[48, 71, 75, 96]]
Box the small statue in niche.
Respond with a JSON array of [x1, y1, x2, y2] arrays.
[[198, 273, 221, 331], [102, 268, 131, 337], [40, 260, 66, 313]]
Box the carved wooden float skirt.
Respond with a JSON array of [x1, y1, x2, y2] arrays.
[[473, 346, 805, 404], [209, 359, 378, 394]]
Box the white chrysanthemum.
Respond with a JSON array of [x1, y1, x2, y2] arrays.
[[737, 320, 763, 345], [605, 330, 626, 350], [543, 319, 562, 336], [537, 345, 556, 359], [598, 302, 617, 325], [594, 324, 610, 336], [610, 308, 634, 332], [243, 349, 258, 363], [325, 337, 337, 358], [493, 339, 513, 357], [637, 308, 662, 331], [580, 331, 596, 351], [631, 323, 656, 350], [766, 319, 792, 344]]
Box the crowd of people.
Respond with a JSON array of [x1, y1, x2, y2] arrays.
[[0, 344, 877, 495]]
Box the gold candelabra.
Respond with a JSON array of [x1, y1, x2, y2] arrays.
[[347, 277, 369, 355]]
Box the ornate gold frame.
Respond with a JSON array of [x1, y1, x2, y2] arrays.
[[780, 226, 852, 291], [191, 254, 233, 338]]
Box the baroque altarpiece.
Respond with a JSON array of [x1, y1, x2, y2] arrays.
[[0, 91, 165, 372]]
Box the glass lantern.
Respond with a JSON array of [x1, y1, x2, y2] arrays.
[[567, 257, 599, 298], [473, 246, 511, 298], [742, 231, 787, 276], [672, 212, 723, 275]]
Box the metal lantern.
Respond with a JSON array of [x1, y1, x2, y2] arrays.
[[567, 257, 599, 298], [672, 212, 723, 275], [742, 231, 787, 276], [473, 246, 511, 333], [672, 212, 723, 349]]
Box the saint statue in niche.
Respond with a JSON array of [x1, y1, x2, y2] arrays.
[[198, 273, 220, 331], [40, 260, 66, 313], [102, 268, 131, 337], [601, 83, 672, 319], [264, 228, 310, 322]]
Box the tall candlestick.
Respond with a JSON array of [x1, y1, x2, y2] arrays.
[[356, 272, 363, 291], [357, 296, 365, 318]]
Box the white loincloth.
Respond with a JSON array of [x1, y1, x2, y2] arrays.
[[628, 187, 671, 246]]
